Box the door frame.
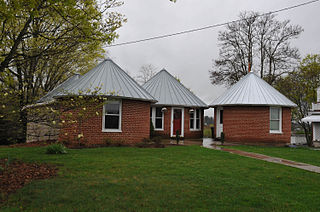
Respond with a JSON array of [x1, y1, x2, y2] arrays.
[[171, 107, 184, 137], [216, 107, 223, 138]]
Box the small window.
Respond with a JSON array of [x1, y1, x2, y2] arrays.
[[190, 109, 201, 130], [190, 110, 195, 129], [151, 107, 164, 130], [270, 107, 282, 133], [103, 100, 121, 131]]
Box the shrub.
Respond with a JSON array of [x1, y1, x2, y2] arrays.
[[46, 143, 67, 154], [220, 132, 225, 143], [150, 120, 155, 138], [176, 130, 180, 144], [142, 138, 153, 144], [152, 136, 162, 145], [104, 138, 113, 146], [104, 138, 125, 147]]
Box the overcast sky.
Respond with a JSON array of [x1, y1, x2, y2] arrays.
[[107, 0, 320, 116]]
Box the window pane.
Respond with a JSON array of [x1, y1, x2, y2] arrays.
[[190, 111, 194, 118], [270, 120, 280, 131], [190, 119, 194, 129], [270, 108, 280, 120], [196, 119, 200, 129], [105, 115, 119, 129], [105, 102, 120, 115], [155, 118, 162, 129], [220, 110, 223, 124], [196, 109, 200, 118], [156, 108, 162, 117]]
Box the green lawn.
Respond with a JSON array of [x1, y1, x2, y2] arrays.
[[229, 145, 320, 167], [1, 146, 320, 211]]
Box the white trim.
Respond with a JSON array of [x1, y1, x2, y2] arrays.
[[102, 100, 122, 132], [313, 123, 316, 141], [170, 107, 184, 137], [270, 107, 282, 134], [151, 107, 164, 131], [216, 107, 223, 137], [190, 108, 202, 131]]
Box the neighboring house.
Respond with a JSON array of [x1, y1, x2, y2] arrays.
[[142, 69, 207, 139], [210, 72, 296, 144], [302, 87, 320, 146], [29, 59, 157, 145]]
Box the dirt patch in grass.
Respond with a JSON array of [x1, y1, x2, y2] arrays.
[[0, 158, 58, 202]]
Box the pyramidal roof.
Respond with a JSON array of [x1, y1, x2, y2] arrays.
[[210, 72, 296, 107], [37, 74, 81, 103], [54, 59, 156, 102], [142, 69, 207, 107]]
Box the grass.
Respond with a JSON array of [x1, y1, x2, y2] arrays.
[[229, 145, 320, 167], [1, 146, 320, 211]]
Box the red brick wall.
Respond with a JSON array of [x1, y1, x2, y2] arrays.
[[153, 106, 204, 139], [59, 99, 151, 145], [214, 106, 291, 144]]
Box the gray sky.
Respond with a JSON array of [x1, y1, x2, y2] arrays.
[[107, 0, 320, 116]]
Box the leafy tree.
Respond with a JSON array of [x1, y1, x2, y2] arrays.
[[0, 0, 125, 143], [210, 12, 302, 86], [275, 54, 320, 146]]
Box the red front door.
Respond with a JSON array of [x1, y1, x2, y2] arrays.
[[173, 109, 182, 136]]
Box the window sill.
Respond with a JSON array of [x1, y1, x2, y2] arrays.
[[102, 129, 122, 133], [270, 131, 282, 134], [154, 129, 164, 131], [190, 129, 201, 131]]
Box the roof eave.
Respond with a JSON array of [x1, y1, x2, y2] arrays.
[[54, 94, 157, 103], [151, 103, 208, 109], [209, 103, 297, 108]]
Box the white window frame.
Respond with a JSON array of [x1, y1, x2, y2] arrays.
[[102, 100, 122, 132], [151, 107, 164, 131], [190, 108, 201, 131], [270, 107, 282, 134]]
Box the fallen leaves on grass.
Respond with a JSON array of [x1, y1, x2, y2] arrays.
[[0, 158, 58, 202]]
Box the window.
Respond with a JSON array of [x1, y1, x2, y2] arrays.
[[190, 109, 201, 130], [190, 110, 194, 129], [103, 100, 121, 132], [219, 110, 223, 124], [151, 107, 164, 130], [270, 107, 282, 133]]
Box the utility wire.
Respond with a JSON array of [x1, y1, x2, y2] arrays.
[[106, 0, 319, 47]]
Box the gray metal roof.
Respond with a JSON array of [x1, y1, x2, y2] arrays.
[[37, 74, 81, 103], [54, 59, 156, 102], [142, 69, 207, 107], [210, 72, 297, 107]]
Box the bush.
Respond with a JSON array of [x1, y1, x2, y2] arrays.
[[220, 132, 225, 143], [142, 138, 153, 144], [152, 136, 162, 145], [150, 120, 155, 138], [104, 138, 125, 147], [46, 143, 67, 154]]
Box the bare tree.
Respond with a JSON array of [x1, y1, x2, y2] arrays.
[[136, 64, 157, 84], [210, 12, 303, 86]]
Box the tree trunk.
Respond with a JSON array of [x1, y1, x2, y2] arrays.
[[302, 124, 312, 147]]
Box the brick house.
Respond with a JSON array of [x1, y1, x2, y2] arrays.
[[210, 72, 296, 144], [30, 59, 156, 145], [302, 87, 320, 146], [142, 69, 207, 139]]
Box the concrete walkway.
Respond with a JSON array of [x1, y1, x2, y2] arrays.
[[201, 138, 320, 174]]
